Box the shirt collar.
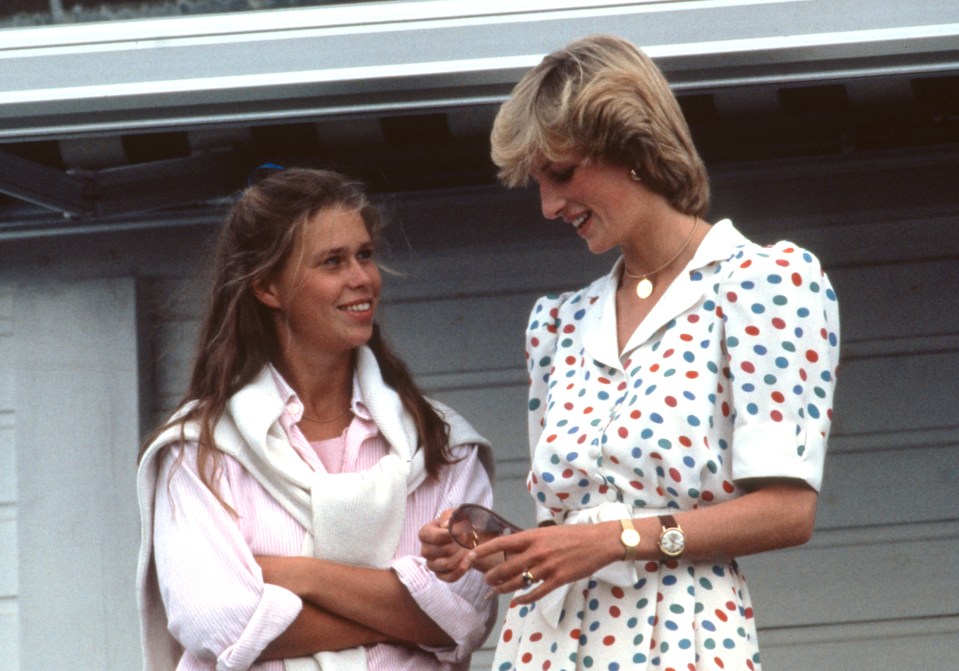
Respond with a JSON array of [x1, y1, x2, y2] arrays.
[[268, 363, 372, 424]]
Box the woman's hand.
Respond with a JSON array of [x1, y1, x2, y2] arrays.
[[471, 521, 623, 606], [418, 509, 477, 582]]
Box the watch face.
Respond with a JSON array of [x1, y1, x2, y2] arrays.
[[660, 528, 685, 556], [621, 528, 641, 547]]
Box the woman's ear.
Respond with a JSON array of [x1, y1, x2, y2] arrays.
[[252, 276, 283, 309]]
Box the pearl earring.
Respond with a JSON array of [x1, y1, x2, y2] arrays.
[[630, 169, 642, 182]]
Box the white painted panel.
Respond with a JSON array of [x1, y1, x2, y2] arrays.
[[0, 514, 16, 598], [835, 351, 959, 436], [761, 616, 959, 671], [0, 423, 14, 506], [819, 443, 959, 529], [0, 598, 19, 671], [740, 522, 959, 628], [13, 277, 142, 671]]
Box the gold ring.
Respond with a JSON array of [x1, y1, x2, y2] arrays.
[[521, 569, 535, 587]]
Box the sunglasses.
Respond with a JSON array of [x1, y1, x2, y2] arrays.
[[448, 504, 524, 549]]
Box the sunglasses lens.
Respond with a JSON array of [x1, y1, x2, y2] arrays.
[[448, 505, 520, 549]]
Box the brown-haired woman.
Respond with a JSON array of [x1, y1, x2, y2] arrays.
[[421, 34, 840, 670], [136, 169, 496, 671]]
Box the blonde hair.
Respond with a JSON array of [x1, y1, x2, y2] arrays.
[[491, 34, 709, 216]]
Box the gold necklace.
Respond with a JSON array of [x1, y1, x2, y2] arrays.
[[300, 406, 352, 423], [622, 216, 699, 299]]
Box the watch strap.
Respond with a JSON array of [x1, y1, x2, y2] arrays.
[[659, 514, 679, 532], [619, 518, 640, 561]]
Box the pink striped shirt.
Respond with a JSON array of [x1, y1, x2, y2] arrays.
[[152, 372, 495, 671]]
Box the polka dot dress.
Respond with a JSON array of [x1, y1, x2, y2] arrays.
[[493, 220, 840, 671]]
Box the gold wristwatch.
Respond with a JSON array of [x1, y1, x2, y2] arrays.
[[619, 518, 640, 561], [657, 514, 685, 559]]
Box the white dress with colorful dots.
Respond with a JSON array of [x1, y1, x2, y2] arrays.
[[492, 220, 840, 671]]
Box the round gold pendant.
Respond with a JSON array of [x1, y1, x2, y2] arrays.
[[636, 278, 654, 299]]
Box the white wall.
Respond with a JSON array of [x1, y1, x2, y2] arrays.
[[4, 277, 142, 671]]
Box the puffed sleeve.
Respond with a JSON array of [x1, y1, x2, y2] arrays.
[[718, 241, 840, 491], [525, 293, 571, 525], [153, 445, 302, 670]]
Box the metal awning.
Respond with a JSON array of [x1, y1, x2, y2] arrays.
[[1, 0, 958, 225], [3, 0, 959, 139]]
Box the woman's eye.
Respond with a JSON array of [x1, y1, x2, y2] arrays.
[[322, 255, 341, 267], [551, 165, 576, 183]]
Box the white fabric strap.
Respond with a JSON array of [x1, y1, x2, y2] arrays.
[[536, 503, 673, 629]]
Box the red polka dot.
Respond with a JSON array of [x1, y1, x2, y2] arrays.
[[740, 259, 752, 269], [546, 434, 557, 443], [792, 272, 803, 286], [521, 652, 533, 663], [702, 490, 714, 502], [680, 333, 693, 342], [715, 657, 725, 668], [771, 391, 785, 403], [745, 325, 760, 336], [611, 586, 625, 598], [770, 410, 783, 422], [686, 370, 699, 379], [726, 291, 738, 302], [669, 468, 682, 483], [723, 481, 735, 493], [609, 605, 621, 617], [502, 628, 513, 642], [776, 259, 790, 267], [679, 435, 692, 447], [772, 317, 786, 329], [562, 469, 574, 478], [603, 635, 616, 646], [663, 348, 675, 358], [584, 406, 594, 414], [564, 402, 574, 410], [562, 324, 575, 333], [630, 409, 641, 419], [715, 609, 728, 622], [629, 480, 645, 490], [806, 350, 819, 362], [530, 632, 543, 642], [618, 427, 629, 438], [645, 561, 660, 572], [570, 628, 581, 640], [741, 361, 755, 373], [665, 396, 678, 407], [543, 662, 551, 671]]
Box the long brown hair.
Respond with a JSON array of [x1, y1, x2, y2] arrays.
[[142, 168, 453, 503]]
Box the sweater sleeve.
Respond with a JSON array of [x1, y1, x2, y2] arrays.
[[153, 445, 302, 670], [390, 444, 497, 665]]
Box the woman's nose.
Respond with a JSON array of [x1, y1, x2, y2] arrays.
[[539, 182, 564, 220], [347, 259, 374, 286]]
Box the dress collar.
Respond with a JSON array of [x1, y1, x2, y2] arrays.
[[581, 219, 746, 368]]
